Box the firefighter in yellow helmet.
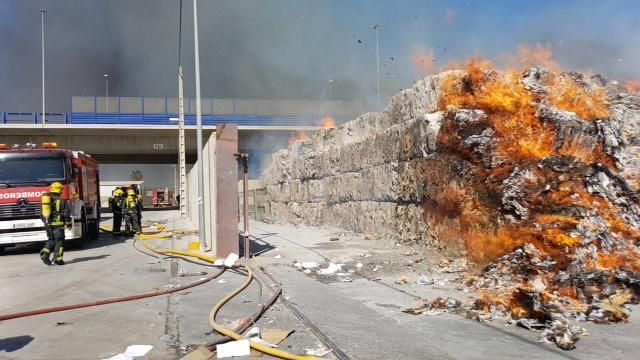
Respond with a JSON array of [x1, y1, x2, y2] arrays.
[[111, 188, 125, 237], [40, 182, 71, 265], [123, 188, 141, 235], [129, 184, 143, 229]]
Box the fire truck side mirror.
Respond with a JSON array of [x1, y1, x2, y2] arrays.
[[71, 165, 80, 178]]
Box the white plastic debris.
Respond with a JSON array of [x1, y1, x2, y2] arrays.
[[245, 326, 278, 348], [355, 263, 364, 269], [216, 339, 251, 358], [224, 253, 239, 267], [416, 275, 449, 286], [104, 345, 153, 360], [372, 265, 380, 272], [217, 279, 227, 284], [105, 354, 131, 360], [317, 263, 342, 275], [274, 255, 282, 259], [124, 345, 153, 358], [296, 261, 318, 269], [304, 346, 332, 357]]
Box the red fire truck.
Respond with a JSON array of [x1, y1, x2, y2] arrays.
[[0, 143, 100, 251]]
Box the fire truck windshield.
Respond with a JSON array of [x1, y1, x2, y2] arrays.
[[0, 154, 66, 185]]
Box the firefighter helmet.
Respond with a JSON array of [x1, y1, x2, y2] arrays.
[[50, 182, 63, 194], [114, 188, 124, 196]]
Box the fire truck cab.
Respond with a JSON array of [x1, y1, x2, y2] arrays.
[[0, 143, 100, 251]]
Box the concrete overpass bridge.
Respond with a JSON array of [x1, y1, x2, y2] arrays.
[[1, 96, 368, 167]]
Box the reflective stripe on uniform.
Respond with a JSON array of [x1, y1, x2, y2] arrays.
[[50, 199, 64, 227]]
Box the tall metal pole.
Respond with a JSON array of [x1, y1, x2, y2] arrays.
[[178, 66, 187, 218], [374, 24, 380, 109], [104, 74, 109, 112], [177, 0, 187, 219], [40, 9, 46, 125], [193, 0, 206, 250]]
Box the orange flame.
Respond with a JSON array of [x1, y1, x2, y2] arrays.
[[411, 46, 437, 74], [626, 80, 640, 94], [503, 43, 562, 72], [427, 56, 621, 267], [288, 130, 309, 147], [318, 117, 336, 128]]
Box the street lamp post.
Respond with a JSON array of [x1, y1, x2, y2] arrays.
[[40, 9, 46, 125], [193, 0, 206, 251], [373, 24, 380, 109], [104, 74, 109, 112]]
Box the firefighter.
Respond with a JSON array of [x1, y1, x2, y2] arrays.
[[130, 184, 143, 228], [111, 188, 125, 237], [123, 188, 141, 235], [40, 182, 71, 265]]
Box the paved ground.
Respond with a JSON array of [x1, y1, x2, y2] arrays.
[[1, 211, 639, 359]]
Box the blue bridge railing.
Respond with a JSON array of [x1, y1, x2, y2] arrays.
[[1, 112, 70, 124], [1, 96, 365, 126], [1, 112, 340, 126]]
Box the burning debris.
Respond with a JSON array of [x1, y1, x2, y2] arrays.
[[262, 60, 640, 349]]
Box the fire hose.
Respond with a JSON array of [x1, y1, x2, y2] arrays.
[[135, 229, 319, 360]]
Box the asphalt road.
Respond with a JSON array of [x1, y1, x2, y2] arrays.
[[0, 214, 177, 359]]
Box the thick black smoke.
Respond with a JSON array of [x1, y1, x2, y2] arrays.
[[0, 0, 382, 112]]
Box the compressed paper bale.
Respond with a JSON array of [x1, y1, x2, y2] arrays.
[[266, 184, 287, 203], [268, 202, 290, 223], [325, 201, 397, 234], [395, 204, 438, 246], [363, 163, 399, 202], [300, 202, 326, 226], [260, 149, 292, 186], [288, 179, 306, 203], [398, 112, 444, 161], [336, 125, 403, 174], [291, 151, 321, 180], [317, 148, 341, 178], [396, 159, 432, 203], [387, 72, 454, 124], [321, 163, 398, 204], [310, 112, 396, 153]]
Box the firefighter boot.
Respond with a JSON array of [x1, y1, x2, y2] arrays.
[[40, 248, 51, 265], [54, 246, 64, 265]]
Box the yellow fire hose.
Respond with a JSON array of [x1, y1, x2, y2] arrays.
[[131, 227, 318, 360]]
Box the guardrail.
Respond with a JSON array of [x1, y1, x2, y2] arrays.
[[1, 96, 365, 126], [70, 113, 334, 126], [1, 112, 70, 124]]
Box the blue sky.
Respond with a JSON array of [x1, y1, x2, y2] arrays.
[[1, 0, 639, 112]]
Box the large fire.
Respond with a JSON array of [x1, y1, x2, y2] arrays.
[[421, 55, 640, 349]]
